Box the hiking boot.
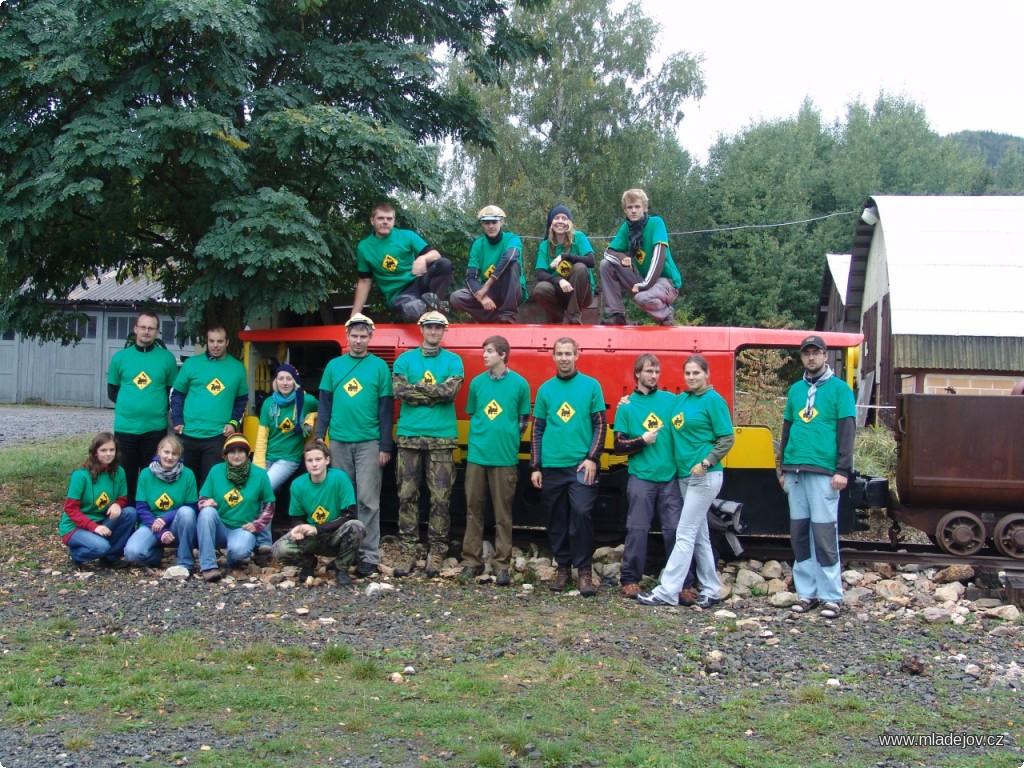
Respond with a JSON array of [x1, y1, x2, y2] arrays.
[[565, 313, 582, 325], [621, 583, 642, 599], [678, 587, 699, 607], [577, 565, 596, 598], [495, 569, 512, 587], [298, 564, 315, 583], [549, 564, 571, 592], [335, 569, 353, 587], [460, 564, 484, 581], [392, 550, 417, 578], [422, 292, 450, 314], [355, 561, 378, 578], [601, 313, 627, 326], [424, 546, 447, 578], [100, 557, 131, 570], [201, 568, 222, 583]]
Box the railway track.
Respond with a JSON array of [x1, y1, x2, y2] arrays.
[[740, 535, 1024, 574]]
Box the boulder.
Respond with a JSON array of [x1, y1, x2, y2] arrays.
[[760, 560, 784, 580], [933, 564, 975, 584], [933, 583, 965, 603], [875, 579, 907, 599]]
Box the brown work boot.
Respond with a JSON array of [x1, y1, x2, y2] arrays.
[[549, 564, 571, 592], [577, 565, 596, 597], [424, 545, 447, 578], [392, 549, 417, 578]]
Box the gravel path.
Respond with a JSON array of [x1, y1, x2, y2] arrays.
[[0, 405, 114, 446]]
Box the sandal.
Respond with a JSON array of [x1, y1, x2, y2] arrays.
[[791, 598, 820, 614], [820, 601, 843, 619]]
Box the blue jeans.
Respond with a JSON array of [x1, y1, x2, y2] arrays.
[[330, 440, 383, 565], [67, 507, 138, 564], [196, 507, 256, 571], [651, 473, 723, 604], [257, 459, 300, 548], [784, 471, 843, 602], [123, 506, 198, 569]]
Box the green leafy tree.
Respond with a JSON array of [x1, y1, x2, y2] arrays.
[[451, 0, 704, 267], [0, 0, 541, 342]]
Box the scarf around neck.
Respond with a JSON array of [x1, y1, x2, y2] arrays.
[[627, 214, 649, 259], [226, 461, 251, 488], [149, 457, 184, 484], [269, 390, 297, 423], [803, 365, 834, 419]]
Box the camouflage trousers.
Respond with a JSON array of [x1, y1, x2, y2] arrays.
[[396, 440, 455, 558], [271, 519, 366, 571]]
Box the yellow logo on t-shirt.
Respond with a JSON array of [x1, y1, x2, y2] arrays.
[[95, 491, 111, 510], [344, 378, 363, 397], [484, 264, 495, 279], [799, 407, 819, 424], [224, 488, 243, 507], [635, 248, 647, 266], [557, 402, 576, 423], [206, 378, 225, 396], [556, 259, 572, 277], [382, 254, 398, 273], [643, 413, 664, 431], [279, 417, 295, 434], [671, 413, 685, 430], [484, 400, 503, 420], [133, 371, 151, 390], [155, 492, 174, 512], [422, 371, 436, 385], [312, 505, 330, 525]]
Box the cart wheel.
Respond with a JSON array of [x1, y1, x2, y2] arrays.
[[992, 513, 1024, 559], [934, 510, 986, 557]]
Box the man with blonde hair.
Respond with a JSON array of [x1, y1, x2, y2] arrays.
[[600, 189, 682, 326]]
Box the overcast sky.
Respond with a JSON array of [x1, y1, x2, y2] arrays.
[[643, 0, 1024, 162]]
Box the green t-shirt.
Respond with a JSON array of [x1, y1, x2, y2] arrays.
[[320, 353, 393, 442], [670, 388, 734, 476], [289, 468, 357, 526], [466, 369, 531, 467], [782, 376, 856, 472], [172, 354, 248, 439], [608, 215, 682, 289], [199, 462, 274, 529], [58, 467, 128, 536], [535, 231, 596, 290], [534, 372, 606, 468], [613, 389, 677, 482], [393, 348, 464, 439], [136, 466, 198, 514], [107, 344, 179, 433], [355, 228, 429, 304], [259, 392, 318, 461], [468, 231, 527, 301]]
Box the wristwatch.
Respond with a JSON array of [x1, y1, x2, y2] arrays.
[[701, 459, 711, 471]]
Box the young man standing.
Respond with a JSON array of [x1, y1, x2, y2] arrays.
[[450, 205, 526, 323], [107, 310, 178, 502], [170, 325, 248, 488], [351, 202, 453, 321], [460, 336, 531, 585], [779, 335, 856, 620], [612, 354, 681, 598], [392, 311, 464, 577], [316, 313, 393, 576], [600, 189, 682, 326], [271, 441, 366, 586], [530, 338, 606, 597]]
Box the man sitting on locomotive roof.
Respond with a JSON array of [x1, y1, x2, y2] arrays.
[[351, 201, 453, 321], [778, 335, 856, 620], [450, 205, 527, 324], [600, 188, 682, 327]]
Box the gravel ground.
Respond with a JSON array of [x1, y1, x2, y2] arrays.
[[0, 405, 114, 446], [0, 406, 1021, 767]]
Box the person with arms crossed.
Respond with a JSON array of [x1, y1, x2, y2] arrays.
[[391, 311, 464, 577]]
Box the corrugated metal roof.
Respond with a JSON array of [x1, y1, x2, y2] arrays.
[[893, 334, 1024, 373], [64, 270, 175, 304], [871, 196, 1024, 337]]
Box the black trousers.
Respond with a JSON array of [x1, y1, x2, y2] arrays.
[[182, 434, 227, 490], [115, 429, 167, 503], [541, 466, 598, 568]]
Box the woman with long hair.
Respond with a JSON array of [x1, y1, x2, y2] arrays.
[[531, 204, 595, 324], [638, 355, 735, 608], [59, 432, 138, 567]]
